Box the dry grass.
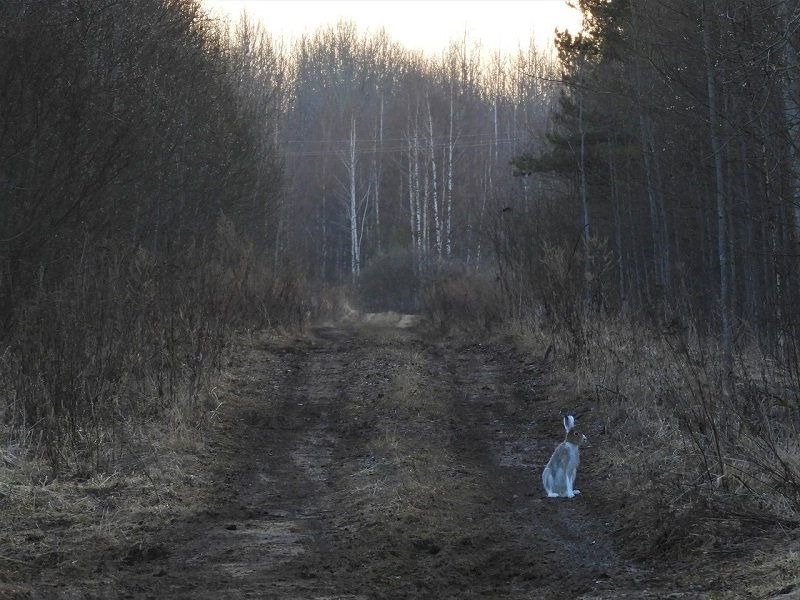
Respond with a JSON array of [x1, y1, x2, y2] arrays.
[[1, 326, 319, 593], [0, 416, 213, 589], [699, 548, 800, 599], [0, 221, 323, 592], [0, 216, 321, 484], [336, 345, 461, 539], [514, 309, 800, 556], [422, 262, 505, 334]]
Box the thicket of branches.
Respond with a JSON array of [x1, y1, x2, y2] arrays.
[[0, 0, 290, 475]]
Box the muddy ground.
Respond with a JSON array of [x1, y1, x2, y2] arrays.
[[3, 321, 799, 599]]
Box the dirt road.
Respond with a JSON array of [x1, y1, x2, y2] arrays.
[[6, 323, 737, 598], [105, 323, 706, 600]]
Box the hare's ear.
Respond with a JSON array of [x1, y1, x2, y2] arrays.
[[563, 415, 575, 432]]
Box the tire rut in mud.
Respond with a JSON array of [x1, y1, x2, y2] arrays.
[[116, 327, 678, 599], [117, 330, 365, 598]]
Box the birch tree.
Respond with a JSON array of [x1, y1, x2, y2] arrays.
[[427, 97, 443, 257]]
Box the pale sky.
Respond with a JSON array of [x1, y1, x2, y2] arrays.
[[202, 1, 582, 56]]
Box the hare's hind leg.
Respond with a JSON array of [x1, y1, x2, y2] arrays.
[[565, 472, 580, 498], [542, 467, 560, 498]]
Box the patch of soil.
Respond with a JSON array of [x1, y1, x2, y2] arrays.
[[4, 322, 797, 598]]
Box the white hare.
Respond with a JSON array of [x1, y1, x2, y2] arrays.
[[542, 415, 587, 498]]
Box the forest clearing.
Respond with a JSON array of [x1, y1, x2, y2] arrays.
[[2, 0, 800, 598]]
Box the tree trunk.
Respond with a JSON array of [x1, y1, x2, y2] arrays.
[[373, 93, 384, 253], [427, 99, 442, 258], [630, 1, 672, 319], [348, 117, 360, 277], [446, 84, 455, 258], [608, 135, 625, 302], [576, 77, 592, 313], [702, 3, 733, 374], [780, 0, 800, 237]]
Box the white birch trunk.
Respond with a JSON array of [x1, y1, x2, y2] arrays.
[[407, 113, 422, 259], [348, 117, 360, 277], [373, 93, 384, 253], [408, 138, 416, 251], [427, 100, 442, 258], [493, 93, 499, 165], [413, 131, 422, 254], [422, 150, 429, 254], [446, 85, 455, 258]]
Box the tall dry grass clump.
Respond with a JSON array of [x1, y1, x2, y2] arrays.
[[422, 262, 505, 333], [354, 250, 422, 313], [577, 317, 799, 552]]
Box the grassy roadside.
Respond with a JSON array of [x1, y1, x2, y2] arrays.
[[0, 421, 215, 595], [0, 329, 259, 595], [508, 312, 800, 598]]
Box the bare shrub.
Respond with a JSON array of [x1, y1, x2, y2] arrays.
[[422, 263, 504, 333], [507, 238, 615, 362], [212, 217, 314, 331], [309, 285, 352, 324], [354, 250, 422, 313], [0, 0, 292, 478], [0, 217, 303, 478], [531, 241, 587, 356]]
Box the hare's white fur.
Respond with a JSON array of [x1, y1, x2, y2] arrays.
[[542, 415, 586, 498]]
